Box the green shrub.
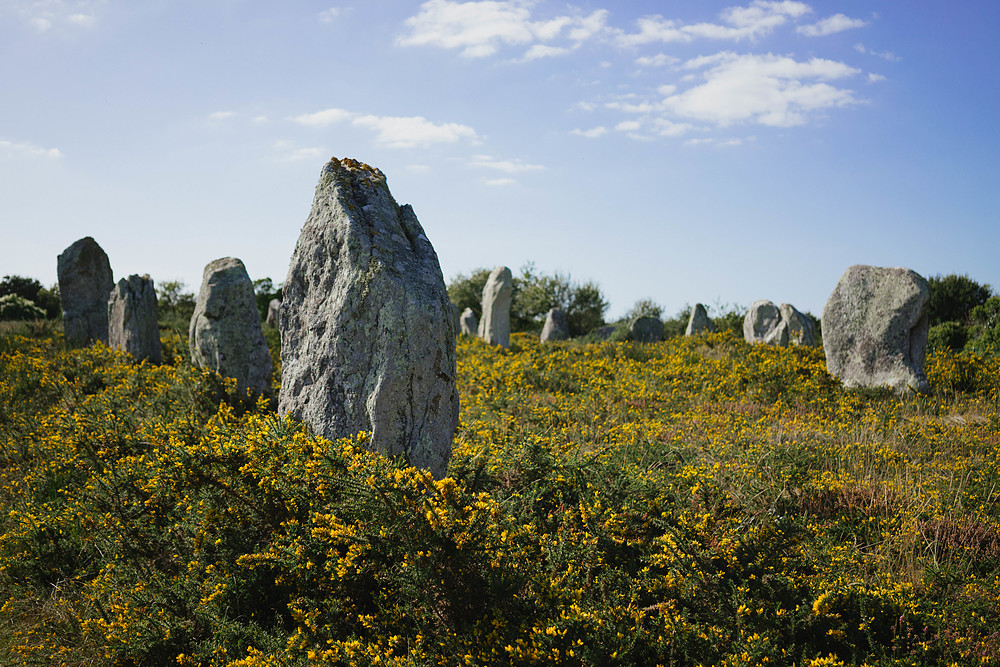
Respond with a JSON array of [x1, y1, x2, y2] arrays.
[[0, 294, 45, 321]]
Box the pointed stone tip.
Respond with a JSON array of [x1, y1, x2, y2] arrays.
[[323, 156, 386, 182]]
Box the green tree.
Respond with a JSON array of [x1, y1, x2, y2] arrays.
[[447, 264, 608, 336], [156, 279, 196, 329], [0, 275, 59, 318], [0, 294, 46, 321], [927, 274, 992, 327], [447, 268, 493, 321], [253, 277, 283, 321], [623, 298, 663, 321]]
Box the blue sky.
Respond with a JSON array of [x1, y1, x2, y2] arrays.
[[2, 1, 999, 319]]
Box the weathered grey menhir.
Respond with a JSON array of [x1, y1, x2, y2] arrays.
[[278, 157, 458, 478], [108, 274, 162, 363], [822, 265, 930, 394], [743, 300, 815, 346], [189, 257, 273, 396], [58, 236, 114, 348], [459, 307, 478, 337], [540, 307, 569, 342], [478, 265, 513, 347], [685, 303, 715, 336]]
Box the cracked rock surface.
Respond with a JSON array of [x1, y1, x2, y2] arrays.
[[278, 158, 458, 478]]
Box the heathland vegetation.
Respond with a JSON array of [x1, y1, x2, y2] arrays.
[[1, 271, 1000, 665]]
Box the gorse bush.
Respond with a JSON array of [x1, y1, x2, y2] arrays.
[[3, 329, 1000, 665]]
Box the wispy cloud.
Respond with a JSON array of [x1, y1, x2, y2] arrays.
[[854, 43, 900, 62], [796, 13, 867, 37], [318, 7, 343, 23], [483, 177, 516, 186], [468, 154, 545, 173], [0, 138, 62, 159], [207, 111, 236, 121], [635, 53, 679, 68], [290, 107, 480, 148], [614, 0, 811, 47], [10, 0, 105, 31], [397, 0, 608, 59], [571, 126, 608, 139], [272, 141, 325, 163]]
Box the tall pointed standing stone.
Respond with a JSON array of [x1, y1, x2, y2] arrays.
[[57, 237, 114, 348], [477, 266, 513, 348], [685, 303, 715, 336], [189, 257, 273, 396], [108, 274, 162, 363], [278, 157, 458, 478]]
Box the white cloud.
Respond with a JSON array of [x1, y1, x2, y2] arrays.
[[398, 0, 608, 59], [797, 13, 867, 37], [291, 107, 479, 148], [521, 44, 570, 61], [208, 111, 235, 121], [273, 141, 325, 163], [290, 108, 355, 126], [11, 0, 104, 31], [406, 164, 431, 172], [318, 7, 342, 23], [616, 0, 811, 47], [867, 73, 885, 83], [0, 138, 62, 159], [353, 114, 479, 148], [635, 53, 679, 68], [468, 154, 545, 173], [252, 115, 269, 124], [854, 43, 900, 62], [483, 177, 516, 186], [662, 53, 860, 127], [614, 120, 641, 132], [571, 126, 607, 138]]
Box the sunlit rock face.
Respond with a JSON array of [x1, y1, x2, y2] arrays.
[[278, 157, 458, 478], [189, 257, 272, 396], [58, 236, 114, 348], [822, 265, 931, 394]]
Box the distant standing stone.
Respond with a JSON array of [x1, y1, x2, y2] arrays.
[[778, 303, 816, 347], [265, 298, 280, 328], [278, 157, 458, 478], [540, 307, 569, 342], [592, 325, 617, 341], [57, 236, 114, 348], [630, 316, 663, 343], [822, 265, 931, 393], [107, 274, 162, 363], [744, 300, 786, 345], [459, 307, 478, 336], [189, 257, 273, 396], [685, 303, 715, 336], [478, 266, 513, 348]]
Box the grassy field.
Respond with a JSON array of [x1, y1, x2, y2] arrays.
[[2, 326, 1000, 665]]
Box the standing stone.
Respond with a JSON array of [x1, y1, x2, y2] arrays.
[[107, 274, 162, 363], [822, 265, 930, 393], [57, 237, 114, 348], [629, 316, 663, 343], [778, 303, 816, 347], [592, 324, 617, 341], [459, 307, 478, 337], [265, 298, 281, 328], [478, 266, 513, 348], [540, 307, 569, 342], [278, 157, 458, 478], [744, 300, 786, 345], [685, 303, 715, 336], [189, 257, 273, 396]]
